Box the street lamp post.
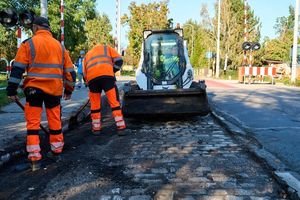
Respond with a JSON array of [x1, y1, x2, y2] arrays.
[[40, 0, 48, 18], [216, 0, 221, 78], [183, 24, 194, 56], [116, 0, 121, 53], [291, 0, 299, 83]]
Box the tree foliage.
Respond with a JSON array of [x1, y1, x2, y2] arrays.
[[217, 0, 260, 69], [258, 5, 295, 63], [47, 0, 97, 59], [182, 0, 260, 70], [183, 3, 215, 68], [122, 0, 170, 66], [0, 0, 101, 63], [84, 13, 113, 50]]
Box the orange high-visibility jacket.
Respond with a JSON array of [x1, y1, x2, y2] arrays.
[[83, 45, 122, 83], [7, 30, 75, 96]]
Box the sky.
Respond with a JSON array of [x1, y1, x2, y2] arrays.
[[96, 0, 296, 48]]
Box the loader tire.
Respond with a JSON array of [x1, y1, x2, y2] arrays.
[[123, 81, 140, 93], [190, 81, 207, 90]]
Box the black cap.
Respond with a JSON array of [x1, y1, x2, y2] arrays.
[[33, 16, 50, 28]]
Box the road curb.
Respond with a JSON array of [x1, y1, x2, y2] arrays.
[[0, 99, 90, 169], [211, 106, 300, 200]]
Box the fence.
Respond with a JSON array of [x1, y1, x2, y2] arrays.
[[238, 66, 276, 84], [0, 58, 12, 90]]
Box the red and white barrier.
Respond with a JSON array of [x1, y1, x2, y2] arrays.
[[240, 66, 276, 84]]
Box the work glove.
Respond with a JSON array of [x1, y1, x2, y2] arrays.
[[8, 95, 19, 102], [63, 90, 72, 100]]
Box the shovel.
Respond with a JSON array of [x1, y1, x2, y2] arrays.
[[68, 99, 90, 130]]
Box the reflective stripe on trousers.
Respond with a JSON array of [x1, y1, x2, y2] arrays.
[[50, 140, 64, 153], [25, 103, 42, 161], [28, 152, 42, 161], [92, 119, 101, 131], [114, 113, 126, 130], [46, 104, 64, 153], [26, 135, 42, 161]]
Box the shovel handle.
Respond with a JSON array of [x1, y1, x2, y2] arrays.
[[15, 100, 49, 135]]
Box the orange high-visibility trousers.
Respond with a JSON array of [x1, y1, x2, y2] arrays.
[[24, 87, 64, 161], [89, 91, 102, 131], [106, 87, 126, 130], [88, 77, 126, 131], [25, 103, 42, 161], [46, 104, 64, 153]]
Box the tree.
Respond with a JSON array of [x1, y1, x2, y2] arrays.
[[182, 3, 216, 68], [84, 13, 113, 50], [0, 0, 98, 62], [122, 1, 170, 66], [183, 20, 210, 68], [215, 0, 261, 69], [47, 0, 97, 60], [274, 5, 294, 37], [257, 5, 295, 63]]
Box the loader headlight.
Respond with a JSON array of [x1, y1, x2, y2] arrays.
[[144, 30, 152, 39], [187, 69, 193, 78]]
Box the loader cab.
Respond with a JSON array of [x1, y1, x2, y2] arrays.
[[142, 30, 186, 89]]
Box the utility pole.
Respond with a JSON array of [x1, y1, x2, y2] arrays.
[[243, 0, 248, 66], [291, 0, 299, 83], [216, 0, 221, 78], [60, 0, 64, 46], [40, 0, 48, 18], [183, 24, 194, 56], [116, 0, 121, 53]]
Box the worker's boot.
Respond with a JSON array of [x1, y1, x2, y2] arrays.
[[92, 121, 101, 134], [117, 128, 128, 136], [115, 118, 126, 136], [47, 151, 62, 162], [31, 160, 41, 171]]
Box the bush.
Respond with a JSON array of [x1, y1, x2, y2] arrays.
[[220, 70, 238, 80], [121, 70, 135, 76], [276, 77, 300, 87], [0, 74, 25, 108]]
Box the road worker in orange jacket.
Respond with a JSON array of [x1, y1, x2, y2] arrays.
[[83, 44, 126, 136], [6, 17, 76, 171]]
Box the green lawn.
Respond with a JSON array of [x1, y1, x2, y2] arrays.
[[0, 74, 9, 107], [0, 74, 25, 108], [0, 73, 8, 88]]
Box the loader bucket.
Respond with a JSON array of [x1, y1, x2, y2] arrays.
[[122, 88, 210, 117]]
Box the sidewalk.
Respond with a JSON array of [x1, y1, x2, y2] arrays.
[[0, 86, 90, 167]]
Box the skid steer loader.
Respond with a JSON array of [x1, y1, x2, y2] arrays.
[[122, 28, 210, 117]]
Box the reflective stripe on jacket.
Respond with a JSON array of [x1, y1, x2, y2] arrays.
[[83, 45, 122, 83], [8, 30, 75, 96]]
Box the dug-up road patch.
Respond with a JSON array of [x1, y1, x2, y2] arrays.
[[0, 115, 289, 200]]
